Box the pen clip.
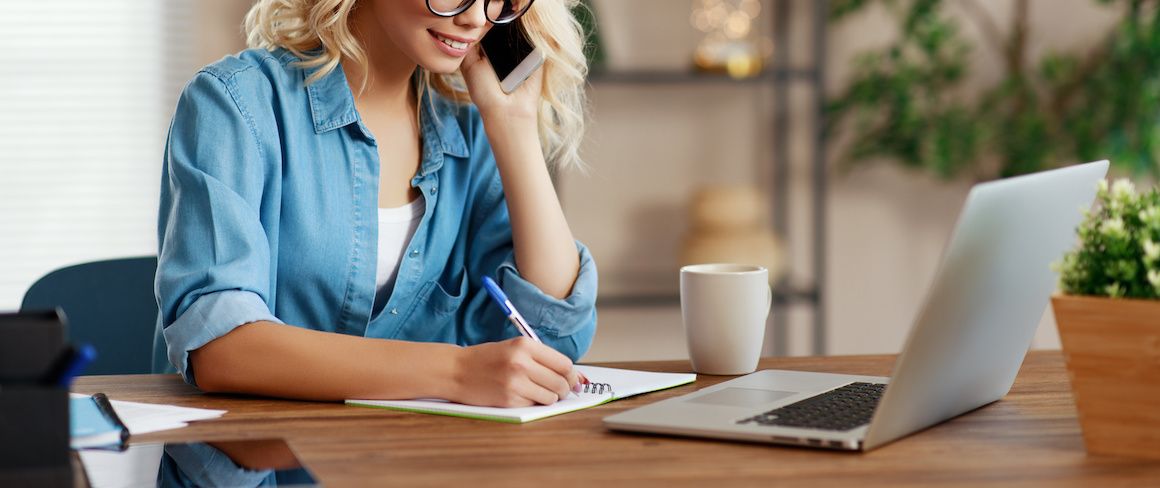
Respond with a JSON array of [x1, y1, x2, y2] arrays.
[[483, 276, 543, 343], [482, 276, 513, 316]]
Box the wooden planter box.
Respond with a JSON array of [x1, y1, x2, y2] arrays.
[[1052, 294, 1160, 459]]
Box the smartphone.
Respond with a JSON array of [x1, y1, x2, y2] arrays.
[[480, 20, 545, 93]]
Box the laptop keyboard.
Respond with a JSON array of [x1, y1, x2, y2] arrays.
[[736, 382, 886, 431]]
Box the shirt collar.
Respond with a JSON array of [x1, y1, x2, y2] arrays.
[[302, 58, 360, 134], [418, 91, 470, 176], [296, 53, 469, 164]]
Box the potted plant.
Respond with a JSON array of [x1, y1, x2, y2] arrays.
[[1053, 178, 1160, 460]]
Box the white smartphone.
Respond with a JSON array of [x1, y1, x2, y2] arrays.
[[481, 20, 545, 93]]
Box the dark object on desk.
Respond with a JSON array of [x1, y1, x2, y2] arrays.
[[77, 439, 319, 487], [0, 309, 66, 382], [92, 393, 129, 447], [0, 310, 74, 487], [71, 393, 130, 450], [22, 256, 159, 375]]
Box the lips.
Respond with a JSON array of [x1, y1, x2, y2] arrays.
[[429, 29, 476, 55]]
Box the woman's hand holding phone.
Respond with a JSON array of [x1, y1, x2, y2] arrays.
[[461, 26, 583, 307], [461, 44, 541, 126]]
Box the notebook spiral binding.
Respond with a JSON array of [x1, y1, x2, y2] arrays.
[[581, 382, 613, 395]]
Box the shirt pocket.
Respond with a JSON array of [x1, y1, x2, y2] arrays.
[[401, 268, 469, 343], [426, 269, 469, 314]]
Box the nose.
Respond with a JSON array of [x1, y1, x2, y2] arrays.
[[454, 0, 488, 29]]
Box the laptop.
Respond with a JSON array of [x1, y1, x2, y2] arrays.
[[604, 160, 1109, 451]]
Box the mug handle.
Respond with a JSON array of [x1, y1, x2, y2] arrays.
[[765, 283, 773, 317]]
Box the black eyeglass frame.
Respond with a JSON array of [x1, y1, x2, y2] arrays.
[[425, 0, 536, 25]]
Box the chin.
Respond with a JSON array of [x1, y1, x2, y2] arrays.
[[420, 61, 464, 75], [422, 62, 461, 75]]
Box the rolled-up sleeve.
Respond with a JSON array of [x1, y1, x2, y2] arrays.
[[465, 163, 599, 361], [495, 242, 598, 340], [156, 70, 281, 387]]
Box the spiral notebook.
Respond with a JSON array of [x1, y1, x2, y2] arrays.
[[345, 365, 696, 423]]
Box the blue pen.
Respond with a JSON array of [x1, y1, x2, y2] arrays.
[[482, 276, 542, 343], [47, 343, 97, 386], [482, 276, 591, 388]]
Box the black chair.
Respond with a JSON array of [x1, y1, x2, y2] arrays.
[[21, 257, 158, 375]]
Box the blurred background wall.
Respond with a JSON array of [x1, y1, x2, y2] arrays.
[[572, 0, 1124, 361], [0, 0, 1135, 361]]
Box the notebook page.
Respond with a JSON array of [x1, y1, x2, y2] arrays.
[[575, 365, 696, 400], [348, 366, 696, 422], [349, 390, 612, 423]]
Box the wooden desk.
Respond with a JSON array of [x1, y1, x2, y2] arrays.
[[73, 351, 1160, 486]]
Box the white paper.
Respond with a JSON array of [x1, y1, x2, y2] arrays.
[[77, 443, 164, 488], [347, 365, 696, 423], [70, 393, 226, 435]]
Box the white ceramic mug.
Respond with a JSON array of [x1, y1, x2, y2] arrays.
[[680, 263, 771, 375]]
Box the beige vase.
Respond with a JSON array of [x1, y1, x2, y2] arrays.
[[1052, 294, 1160, 460], [679, 185, 785, 281]]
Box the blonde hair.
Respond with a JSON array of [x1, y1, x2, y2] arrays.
[[244, 0, 589, 171]]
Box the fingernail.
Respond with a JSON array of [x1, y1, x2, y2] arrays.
[[572, 382, 583, 393]]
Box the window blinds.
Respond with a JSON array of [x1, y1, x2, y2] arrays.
[[0, 1, 194, 309]]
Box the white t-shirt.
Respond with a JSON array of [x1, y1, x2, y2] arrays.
[[373, 198, 424, 313]]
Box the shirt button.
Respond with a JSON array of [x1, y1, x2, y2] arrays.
[[411, 249, 420, 256], [431, 185, 438, 194], [390, 308, 399, 315]]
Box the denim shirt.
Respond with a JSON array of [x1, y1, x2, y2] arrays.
[[154, 48, 598, 385]]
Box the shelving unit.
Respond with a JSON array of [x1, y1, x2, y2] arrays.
[[587, 68, 815, 85], [584, 0, 828, 356]]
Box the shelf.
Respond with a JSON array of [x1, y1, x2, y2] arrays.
[[596, 285, 819, 308], [579, 0, 829, 356], [588, 68, 817, 85]]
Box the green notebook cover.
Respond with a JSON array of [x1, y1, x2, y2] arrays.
[[346, 365, 696, 423]]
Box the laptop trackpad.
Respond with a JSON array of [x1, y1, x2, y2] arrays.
[[687, 388, 798, 407]]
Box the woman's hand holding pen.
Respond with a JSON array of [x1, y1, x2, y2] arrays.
[[451, 337, 583, 407]]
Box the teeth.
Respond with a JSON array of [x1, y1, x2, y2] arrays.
[[436, 34, 468, 50]]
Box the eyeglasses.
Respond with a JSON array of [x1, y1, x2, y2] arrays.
[[426, 0, 535, 24]]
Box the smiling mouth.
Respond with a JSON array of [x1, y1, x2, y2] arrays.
[[431, 31, 469, 50]]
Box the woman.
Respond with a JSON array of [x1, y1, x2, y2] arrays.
[[155, 0, 597, 407]]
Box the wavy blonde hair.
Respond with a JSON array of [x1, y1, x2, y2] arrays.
[[244, 0, 589, 171]]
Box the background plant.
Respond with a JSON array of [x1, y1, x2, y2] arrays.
[[828, 0, 1160, 180], [1056, 179, 1160, 298]]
